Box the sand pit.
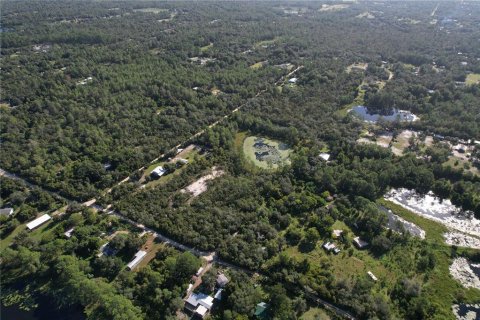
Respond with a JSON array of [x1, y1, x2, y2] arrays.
[[385, 188, 480, 238], [444, 232, 480, 249], [452, 304, 480, 320], [181, 167, 224, 197], [449, 258, 480, 290]]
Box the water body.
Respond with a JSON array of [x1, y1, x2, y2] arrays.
[[1, 297, 85, 320], [351, 105, 417, 123]]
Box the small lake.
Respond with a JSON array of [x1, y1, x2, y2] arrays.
[[351, 106, 417, 123]]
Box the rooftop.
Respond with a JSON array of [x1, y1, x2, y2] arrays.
[[26, 214, 52, 230]]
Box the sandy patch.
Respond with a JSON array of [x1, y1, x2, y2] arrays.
[[449, 258, 480, 290], [357, 12, 375, 19], [346, 62, 368, 73], [385, 188, 480, 238], [181, 167, 224, 197], [391, 130, 415, 156], [376, 133, 393, 148], [357, 137, 376, 145], [444, 232, 480, 249]]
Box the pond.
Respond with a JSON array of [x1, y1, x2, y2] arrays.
[[243, 136, 291, 169], [351, 105, 418, 123]]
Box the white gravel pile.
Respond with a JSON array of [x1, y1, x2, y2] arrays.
[[449, 258, 480, 290], [444, 232, 480, 249], [385, 188, 480, 238], [452, 304, 480, 320]]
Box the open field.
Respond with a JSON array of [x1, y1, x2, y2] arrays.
[[466, 73, 480, 86], [142, 145, 199, 189], [249, 61, 267, 70], [180, 167, 224, 198], [301, 307, 331, 320], [200, 43, 213, 52], [133, 8, 168, 14], [391, 130, 415, 155], [242, 136, 291, 169]]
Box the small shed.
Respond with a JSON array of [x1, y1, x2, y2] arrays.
[[64, 227, 75, 238], [319, 153, 331, 161], [353, 236, 369, 249], [216, 273, 229, 287], [255, 302, 268, 319], [26, 214, 52, 231], [367, 271, 378, 281], [126, 250, 147, 271], [0, 208, 14, 216], [288, 77, 298, 84]]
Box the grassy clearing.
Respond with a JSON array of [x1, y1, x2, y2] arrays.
[[443, 156, 480, 177], [300, 307, 331, 320], [242, 136, 291, 170], [336, 80, 367, 117], [0, 224, 27, 250], [143, 149, 199, 189], [249, 61, 267, 70], [465, 73, 480, 86], [378, 199, 447, 243], [254, 37, 280, 48], [200, 43, 213, 52]]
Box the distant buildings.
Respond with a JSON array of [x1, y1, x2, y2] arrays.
[[26, 214, 52, 231], [126, 250, 147, 271]]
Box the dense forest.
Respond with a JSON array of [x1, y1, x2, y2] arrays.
[[1, 1, 480, 320]]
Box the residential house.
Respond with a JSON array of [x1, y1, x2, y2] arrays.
[[184, 292, 214, 319]]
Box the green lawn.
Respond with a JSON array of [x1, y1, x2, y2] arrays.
[[249, 61, 266, 70], [200, 43, 213, 52], [465, 73, 480, 86], [300, 307, 331, 320]]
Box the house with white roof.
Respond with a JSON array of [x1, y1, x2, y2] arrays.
[[126, 250, 147, 271], [184, 292, 215, 318], [26, 214, 52, 231], [319, 153, 331, 162], [151, 166, 167, 177]]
